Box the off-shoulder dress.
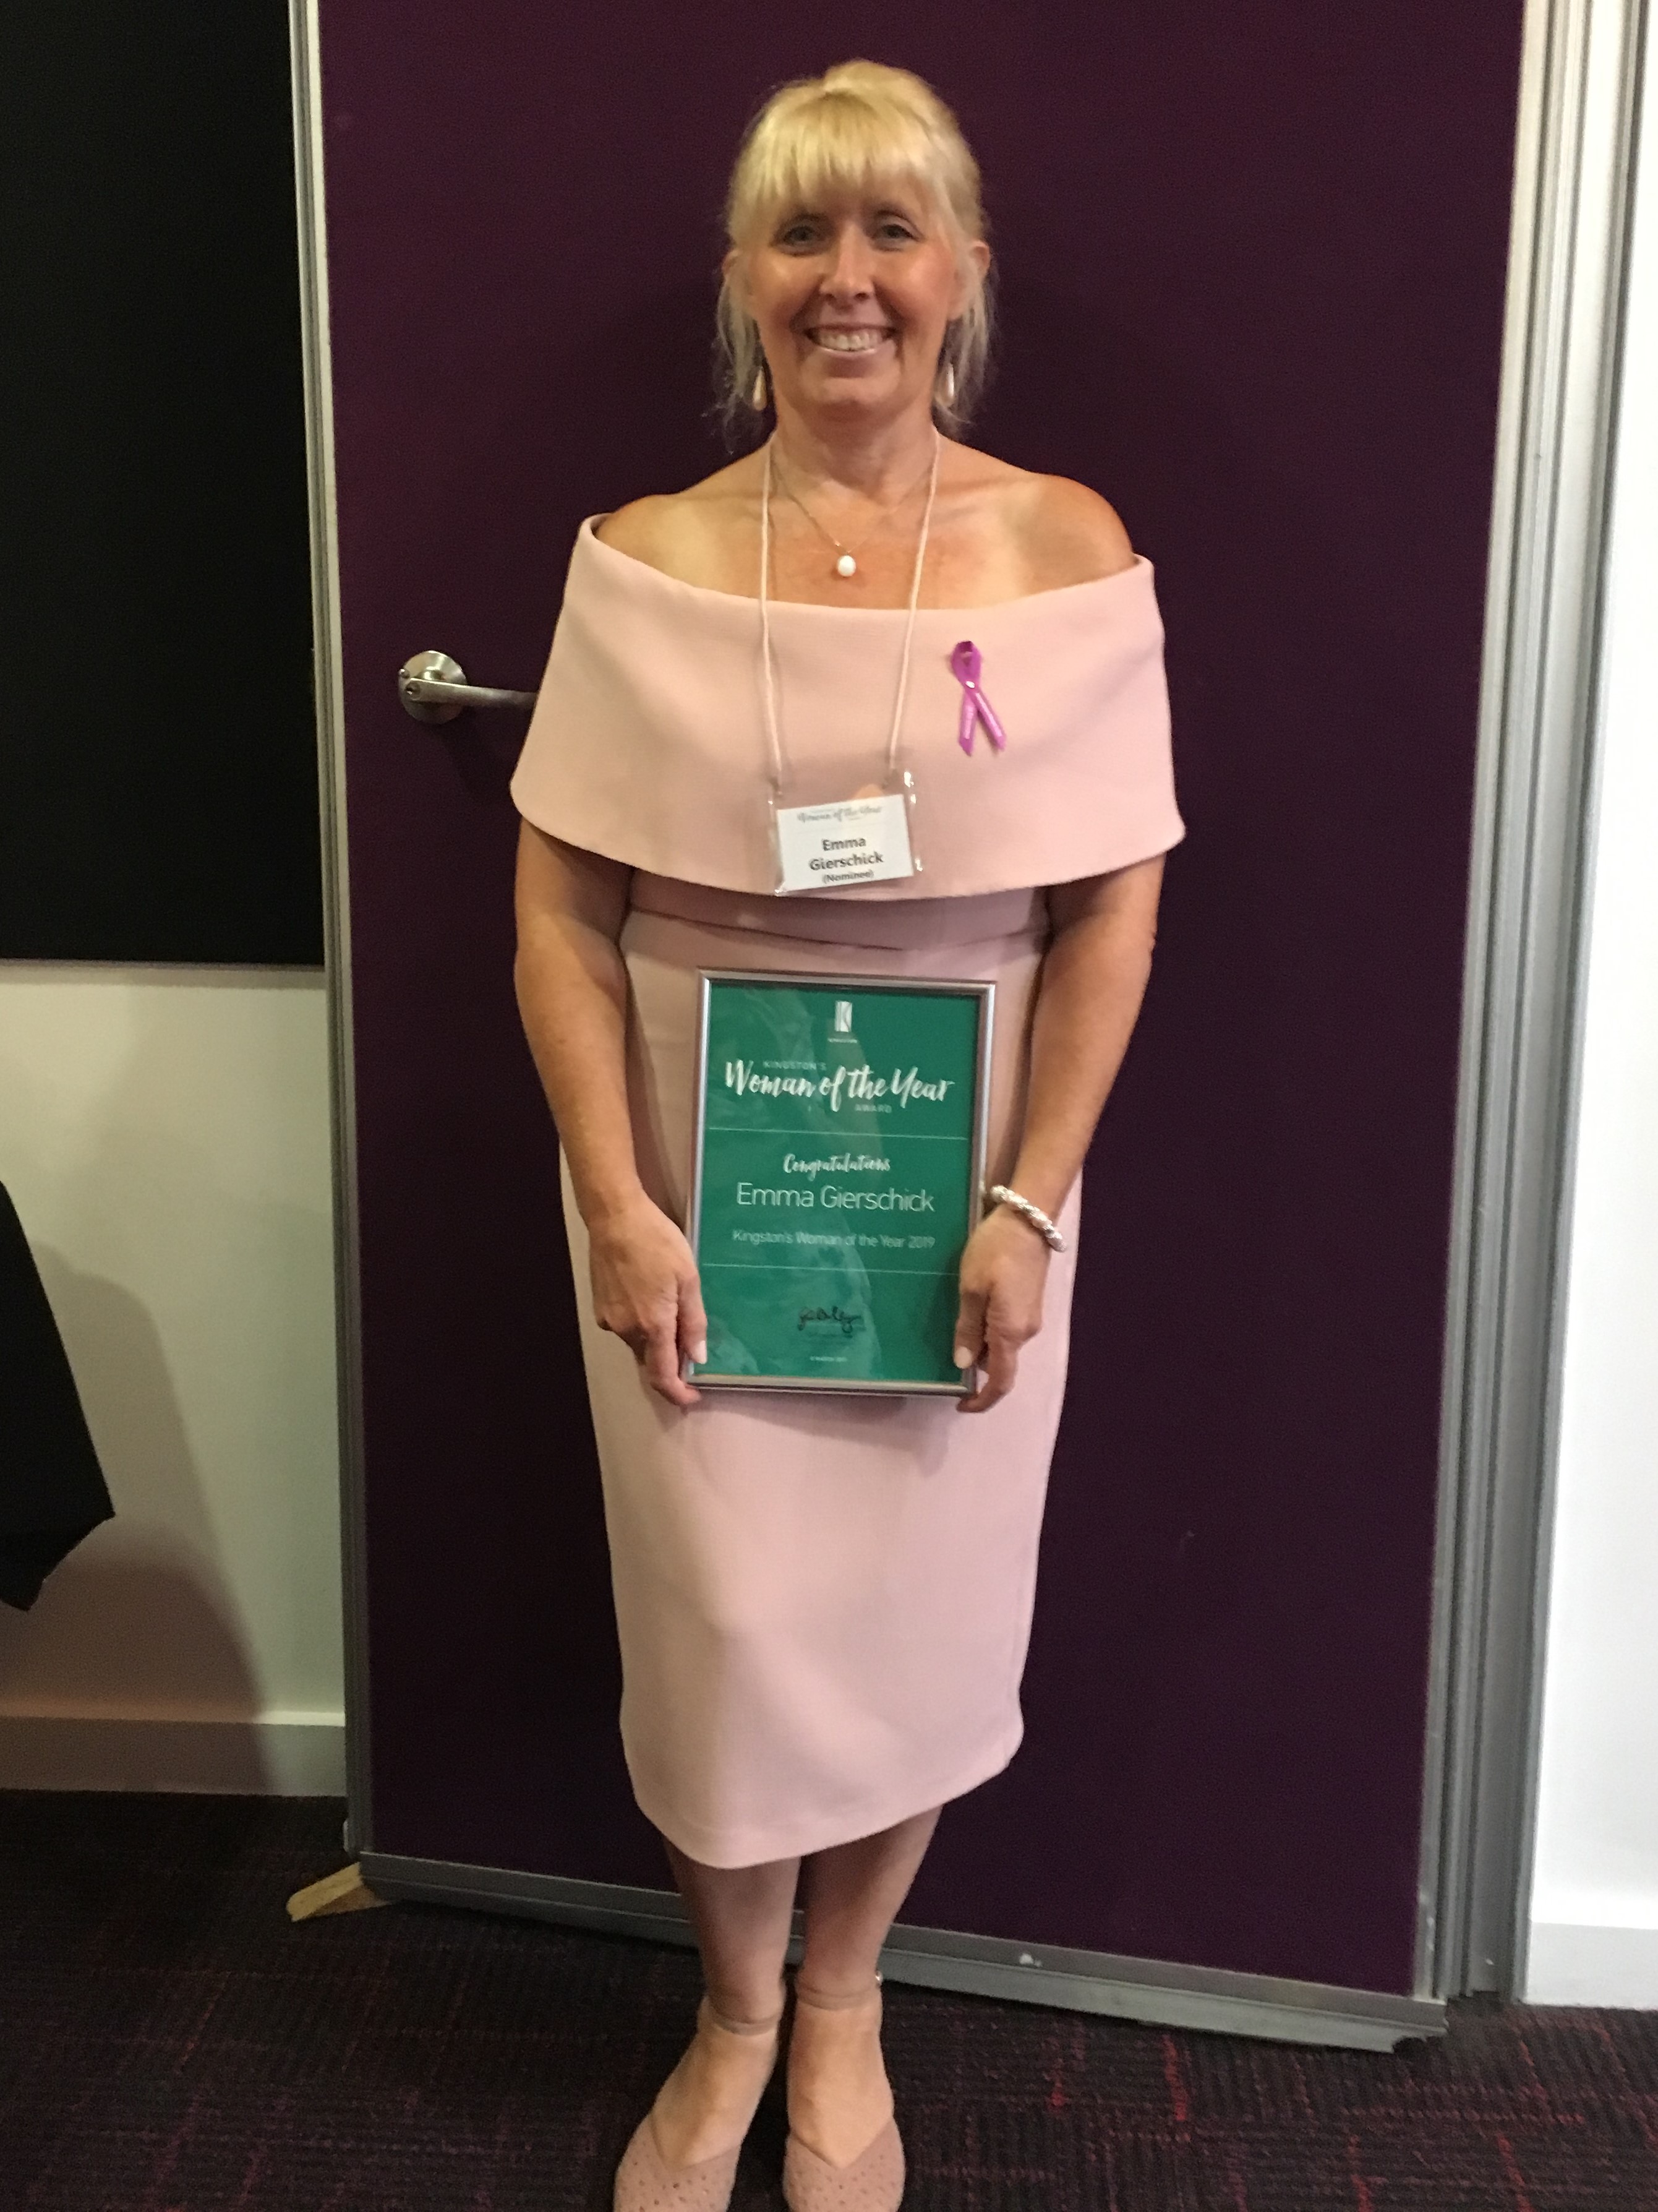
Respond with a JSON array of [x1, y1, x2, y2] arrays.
[[511, 520, 1182, 1869]]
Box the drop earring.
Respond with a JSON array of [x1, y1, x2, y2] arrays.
[[750, 362, 769, 412], [935, 356, 957, 411]]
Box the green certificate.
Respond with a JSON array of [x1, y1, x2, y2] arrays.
[[687, 972, 994, 1394]]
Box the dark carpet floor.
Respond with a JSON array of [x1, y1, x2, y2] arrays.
[[2, 1794, 1656, 2211]]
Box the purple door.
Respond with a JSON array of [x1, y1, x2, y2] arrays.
[[314, 1, 1524, 2025]]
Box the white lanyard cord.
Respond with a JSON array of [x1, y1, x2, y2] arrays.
[[758, 430, 942, 794]]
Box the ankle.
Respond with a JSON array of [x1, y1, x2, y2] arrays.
[[794, 1971, 882, 2013], [702, 1981, 786, 2037]]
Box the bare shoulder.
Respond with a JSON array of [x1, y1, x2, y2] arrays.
[[592, 492, 681, 564], [945, 444, 1134, 591], [1013, 473, 1136, 589], [592, 460, 754, 588]]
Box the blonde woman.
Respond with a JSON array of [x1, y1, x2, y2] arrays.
[[512, 61, 1181, 2212]]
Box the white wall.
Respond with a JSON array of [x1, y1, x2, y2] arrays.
[[0, 967, 343, 1793], [1526, 18, 1658, 2006]]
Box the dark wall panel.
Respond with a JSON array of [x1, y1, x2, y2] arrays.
[[320, 0, 1523, 1995], [1, 4, 322, 964]]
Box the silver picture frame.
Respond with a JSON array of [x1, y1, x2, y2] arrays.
[[685, 969, 996, 1395]]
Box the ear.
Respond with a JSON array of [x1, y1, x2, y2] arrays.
[[722, 245, 750, 312], [951, 238, 992, 317]]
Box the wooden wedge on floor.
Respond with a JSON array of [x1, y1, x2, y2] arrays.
[[286, 1861, 390, 1921]]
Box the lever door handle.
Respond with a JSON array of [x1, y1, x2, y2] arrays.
[[398, 651, 537, 722]]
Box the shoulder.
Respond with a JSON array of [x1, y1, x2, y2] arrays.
[[945, 445, 1136, 593], [593, 461, 757, 589], [592, 492, 682, 565], [1010, 473, 1136, 589]]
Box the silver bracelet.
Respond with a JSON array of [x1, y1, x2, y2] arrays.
[[986, 1184, 1067, 1253]]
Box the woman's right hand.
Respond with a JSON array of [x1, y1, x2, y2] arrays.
[[588, 1193, 707, 1407]]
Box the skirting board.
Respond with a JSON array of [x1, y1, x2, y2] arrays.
[[1526, 1921, 1658, 2007], [0, 1712, 346, 1795], [361, 1851, 1445, 2052]]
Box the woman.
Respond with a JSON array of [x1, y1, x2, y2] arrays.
[[512, 61, 1181, 2212]]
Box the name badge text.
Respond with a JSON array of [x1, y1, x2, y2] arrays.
[[775, 793, 915, 894]]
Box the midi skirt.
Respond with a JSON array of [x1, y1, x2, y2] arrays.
[[561, 872, 1081, 1869]]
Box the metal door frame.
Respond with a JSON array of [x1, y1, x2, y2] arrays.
[[289, 0, 1648, 2044], [1411, 0, 1647, 2004]]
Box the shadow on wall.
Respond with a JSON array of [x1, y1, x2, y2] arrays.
[[0, 1246, 267, 1780]]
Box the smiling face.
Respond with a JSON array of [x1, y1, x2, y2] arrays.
[[731, 184, 987, 431]]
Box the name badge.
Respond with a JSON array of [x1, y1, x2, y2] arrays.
[[774, 792, 916, 894]]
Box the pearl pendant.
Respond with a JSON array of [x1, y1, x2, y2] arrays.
[[835, 552, 857, 578]]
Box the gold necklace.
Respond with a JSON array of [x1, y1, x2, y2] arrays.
[[769, 449, 937, 580]]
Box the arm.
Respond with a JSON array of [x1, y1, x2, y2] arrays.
[[954, 854, 1164, 1412], [513, 820, 704, 1406]]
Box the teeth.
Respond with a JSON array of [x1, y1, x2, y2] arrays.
[[811, 330, 887, 352]]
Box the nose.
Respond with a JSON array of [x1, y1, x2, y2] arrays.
[[821, 221, 876, 299]]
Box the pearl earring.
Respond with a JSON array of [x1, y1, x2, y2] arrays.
[[750, 363, 769, 411], [935, 357, 957, 410]]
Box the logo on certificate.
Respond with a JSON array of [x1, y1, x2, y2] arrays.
[[834, 1000, 853, 1034]]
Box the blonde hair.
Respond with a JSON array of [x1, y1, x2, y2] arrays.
[[716, 61, 993, 439]]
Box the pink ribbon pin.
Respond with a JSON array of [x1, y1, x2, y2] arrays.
[[950, 640, 1007, 756]]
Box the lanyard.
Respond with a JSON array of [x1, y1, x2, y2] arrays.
[[757, 431, 942, 794]]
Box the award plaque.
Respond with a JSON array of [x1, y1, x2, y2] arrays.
[[686, 971, 994, 1394]]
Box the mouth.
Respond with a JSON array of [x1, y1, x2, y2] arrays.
[[803, 326, 894, 355]]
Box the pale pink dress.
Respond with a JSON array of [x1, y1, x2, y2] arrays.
[[512, 521, 1182, 1869]]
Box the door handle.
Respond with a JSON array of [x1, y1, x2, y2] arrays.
[[398, 651, 537, 722]]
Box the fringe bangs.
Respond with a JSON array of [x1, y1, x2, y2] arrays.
[[728, 97, 948, 248]]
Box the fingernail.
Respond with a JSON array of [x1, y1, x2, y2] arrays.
[[954, 1347, 974, 1368], [691, 1340, 707, 1365]]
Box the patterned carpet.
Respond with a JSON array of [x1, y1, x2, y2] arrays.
[[2, 1792, 1656, 2210]]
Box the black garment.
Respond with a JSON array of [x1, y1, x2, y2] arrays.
[[0, 1183, 113, 1608]]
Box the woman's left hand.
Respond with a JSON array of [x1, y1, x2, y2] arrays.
[[952, 1205, 1053, 1412]]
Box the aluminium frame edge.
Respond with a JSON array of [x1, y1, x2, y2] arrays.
[[361, 1851, 1444, 2051], [289, 0, 374, 1850], [1416, 0, 1647, 1999], [1501, 0, 1651, 1998]]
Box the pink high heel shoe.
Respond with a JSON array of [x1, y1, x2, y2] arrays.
[[613, 1993, 783, 2212], [782, 1979, 905, 2212]]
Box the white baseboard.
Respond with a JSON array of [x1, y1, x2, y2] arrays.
[[0, 1710, 346, 1795], [1526, 1920, 1658, 2006]]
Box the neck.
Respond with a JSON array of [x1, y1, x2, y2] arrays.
[[769, 403, 939, 499]]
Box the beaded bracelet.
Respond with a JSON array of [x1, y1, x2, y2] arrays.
[[986, 1184, 1067, 1253]]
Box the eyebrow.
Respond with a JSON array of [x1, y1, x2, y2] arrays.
[[772, 198, 926, 228]]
